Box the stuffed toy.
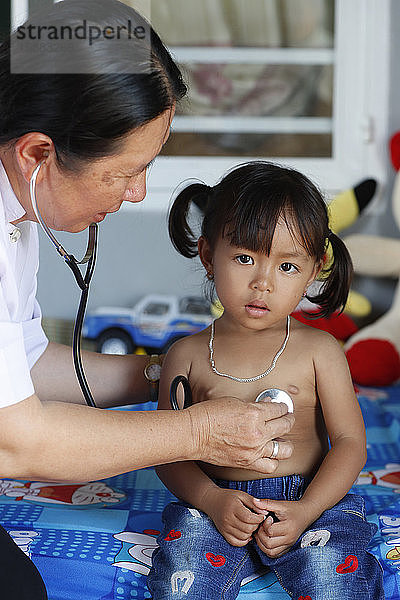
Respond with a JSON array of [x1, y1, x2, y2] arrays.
[[327, 180, 376, 318], [343, 132, 400, 386]]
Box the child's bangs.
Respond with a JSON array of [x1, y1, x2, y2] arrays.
[[221, 191, 282, 253], [282, 209, 322, 258], [221, 193, 318, 257]]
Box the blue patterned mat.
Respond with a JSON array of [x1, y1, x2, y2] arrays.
[[1, 386, 399, 599]]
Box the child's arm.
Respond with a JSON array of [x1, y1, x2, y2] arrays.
[[156, 339, 265, 546], [254, 333, 366, 557]]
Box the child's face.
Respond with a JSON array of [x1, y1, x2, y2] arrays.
[[199, 219, 320, 331]]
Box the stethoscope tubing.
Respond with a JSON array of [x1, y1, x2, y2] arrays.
[[169, 375, 193, 410], [30, 160, 98, 408]]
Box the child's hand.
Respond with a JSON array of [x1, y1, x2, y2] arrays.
[[252, 498, 315, 557], [204, 488, 266, 547]]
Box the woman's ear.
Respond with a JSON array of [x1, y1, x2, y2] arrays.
[[14, 132, 54, 182], [198, 236, 213, 276]]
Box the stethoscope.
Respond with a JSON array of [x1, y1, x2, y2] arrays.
[[30, 160, 192, 411], [30, 160, 98, 408]]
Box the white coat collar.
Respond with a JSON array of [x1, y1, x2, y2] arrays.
[[0, 160, 27, 224]]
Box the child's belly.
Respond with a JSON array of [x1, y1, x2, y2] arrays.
[[199, 404, 329, 482]]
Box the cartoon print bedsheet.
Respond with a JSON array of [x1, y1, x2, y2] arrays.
[[0, 385, 400, 600]]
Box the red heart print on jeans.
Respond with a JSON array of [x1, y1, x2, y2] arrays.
[[164, 529, 181, 541], [298, 596, 312, 600], [205, 552, 226, 567], [336, 554, 359, 574]]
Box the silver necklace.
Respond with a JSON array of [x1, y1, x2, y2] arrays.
[[209, 315, 291, 383]]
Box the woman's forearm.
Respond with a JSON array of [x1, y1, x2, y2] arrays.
[[0, 395, 195, 482], [31, 341, 152, 407]]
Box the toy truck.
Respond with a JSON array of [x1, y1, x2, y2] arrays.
[[82, 294, 213, 354]]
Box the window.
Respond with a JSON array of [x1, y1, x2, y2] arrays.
[[179, 297, 210, 315], [153, 0, 335, 160], [142, 302, 170, 316]]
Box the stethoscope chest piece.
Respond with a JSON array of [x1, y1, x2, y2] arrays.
[[255, 388, 294, 413]]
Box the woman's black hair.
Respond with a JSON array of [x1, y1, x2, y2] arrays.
[[0, 0, 187, 169], [169, 161, 353, 318]]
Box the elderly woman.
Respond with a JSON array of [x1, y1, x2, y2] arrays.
[[0, 1, 294, 597]]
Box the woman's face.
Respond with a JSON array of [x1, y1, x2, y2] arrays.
[[32, 109, 173, 233]]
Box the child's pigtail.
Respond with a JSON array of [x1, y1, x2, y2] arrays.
[[168, 183, 211, 258], [309, 230, 354, 318]]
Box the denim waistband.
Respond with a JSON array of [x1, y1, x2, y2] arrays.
[[212, 474, 310, 502]]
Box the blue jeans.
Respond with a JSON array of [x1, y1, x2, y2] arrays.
[[147, 475, 384, 599]]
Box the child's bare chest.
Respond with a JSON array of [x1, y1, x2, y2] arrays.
[[188, 343, 317, 410]]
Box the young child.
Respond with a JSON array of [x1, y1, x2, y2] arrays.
[[147, 162, 384, 599]]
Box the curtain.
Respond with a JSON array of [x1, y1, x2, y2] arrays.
[[147, 0, 333, 48]]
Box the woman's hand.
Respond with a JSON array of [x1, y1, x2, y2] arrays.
[[252, 498, 316, 557], [188, 397, 294, 474], [203, 487, 265, 547]]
